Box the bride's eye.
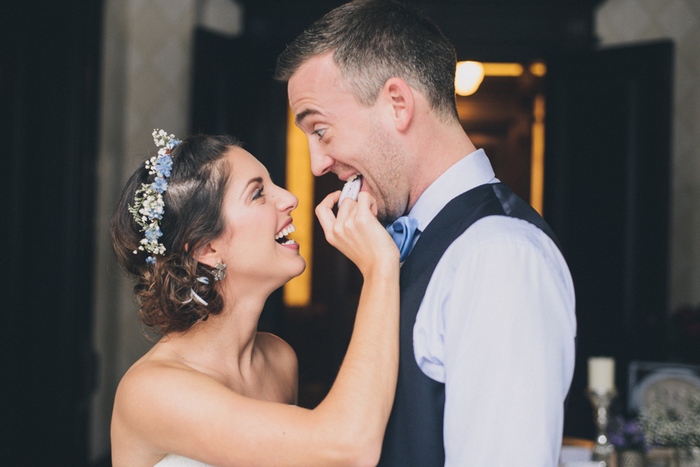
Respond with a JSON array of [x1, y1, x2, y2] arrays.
[[252, 186, 265, 200]]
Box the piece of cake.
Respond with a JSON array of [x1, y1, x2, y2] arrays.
[[339, 174, 362, 204]]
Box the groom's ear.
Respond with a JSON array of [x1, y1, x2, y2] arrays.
[[381, 77, 414, 132]]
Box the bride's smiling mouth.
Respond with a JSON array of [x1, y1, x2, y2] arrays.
[[275, 223, 297, 245]]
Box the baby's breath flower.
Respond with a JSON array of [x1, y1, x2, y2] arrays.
[[639, 393, 700, 447], [128, 129, 181, 264]]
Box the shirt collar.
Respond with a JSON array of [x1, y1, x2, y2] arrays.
[[408, 149, 497, 232]]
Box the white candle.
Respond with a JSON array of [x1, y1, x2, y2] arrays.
[[588, 357, 615, 391]]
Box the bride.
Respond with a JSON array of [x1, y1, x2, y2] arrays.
[[110, 130, 399, 466]]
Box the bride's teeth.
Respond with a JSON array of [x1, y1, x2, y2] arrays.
[[275, 224, 296, 240]]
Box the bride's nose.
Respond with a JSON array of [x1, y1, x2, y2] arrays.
[[275, 186, 298, 211]]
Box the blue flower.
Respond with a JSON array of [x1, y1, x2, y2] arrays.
[[146, 256, 156, 265], [166, 138, 181, 149], [145, 225, 162, 242], [154, 155, 172, 177], [145, 206, 163, 220], [151, 177, 168, 194]]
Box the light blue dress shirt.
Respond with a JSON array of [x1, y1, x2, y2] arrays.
[[408, 149, 577, 466]]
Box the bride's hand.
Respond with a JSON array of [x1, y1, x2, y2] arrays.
[[315, 191, 399, 274]]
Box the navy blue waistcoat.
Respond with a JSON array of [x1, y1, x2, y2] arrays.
[[378, 183, 560, 466]]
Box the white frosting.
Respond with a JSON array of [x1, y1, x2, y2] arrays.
[[339, 175, 361, 203]]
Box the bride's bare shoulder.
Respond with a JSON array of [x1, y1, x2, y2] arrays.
[[111, 341, 251, 466], [256, 332, 297, 367], [256, 332, 298, 402], [113, 343, 218, 422], [119, 342, 190, 382], [110, 346, 202, 465]]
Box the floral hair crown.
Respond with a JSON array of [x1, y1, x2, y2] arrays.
[[128, 129, 181, 264]]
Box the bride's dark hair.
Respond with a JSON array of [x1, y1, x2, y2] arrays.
[[111, 134, 240, 336]]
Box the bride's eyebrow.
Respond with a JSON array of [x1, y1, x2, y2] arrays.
[[240, 177, 264, 199], [246, 177, 263, 187]]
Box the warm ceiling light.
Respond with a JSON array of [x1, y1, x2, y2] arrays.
[[529, 62, 547, 77], [482, 63, 524, 77], [455, 61, 485, 96]]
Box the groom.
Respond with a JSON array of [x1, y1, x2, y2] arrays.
[[276, 1, 577, 465]]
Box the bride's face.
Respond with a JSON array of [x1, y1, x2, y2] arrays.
[[212, 147, 305, 293]]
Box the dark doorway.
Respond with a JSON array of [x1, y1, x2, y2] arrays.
[[456, 63, 547, 206], [544, 40, 673, 438]]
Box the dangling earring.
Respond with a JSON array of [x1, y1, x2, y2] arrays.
[[213, 262, 227, 281]]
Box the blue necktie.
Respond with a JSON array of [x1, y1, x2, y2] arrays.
[[387, 216, 420, 262]]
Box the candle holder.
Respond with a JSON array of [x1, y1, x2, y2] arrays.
[[586, 388, 617, 466]]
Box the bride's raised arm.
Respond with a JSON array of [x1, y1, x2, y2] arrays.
[[309, 190, 401, 461], [112, 186, 399, 467]]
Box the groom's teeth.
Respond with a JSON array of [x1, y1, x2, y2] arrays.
[[275, 224, 296, 240]]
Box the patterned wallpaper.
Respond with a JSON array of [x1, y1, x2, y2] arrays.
[[596, 0, 700, 308]]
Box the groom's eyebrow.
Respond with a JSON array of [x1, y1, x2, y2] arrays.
[[295, 108, 321, 127]]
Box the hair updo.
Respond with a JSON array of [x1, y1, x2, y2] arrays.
[[111, 133, 241, 336]]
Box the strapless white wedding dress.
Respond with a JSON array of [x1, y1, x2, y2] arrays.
[[154, 454, 215, 467]]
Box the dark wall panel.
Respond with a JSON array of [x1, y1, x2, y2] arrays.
[[544, 41, 673, 438], [1, 1, 102, 464]]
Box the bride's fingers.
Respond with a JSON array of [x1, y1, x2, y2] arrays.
[[320, 190, 341, 209], [336, 194, 388, 248], [356, 192, 378, 218], [316, 190, 399, 267], [315, 191, 342, 234]]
